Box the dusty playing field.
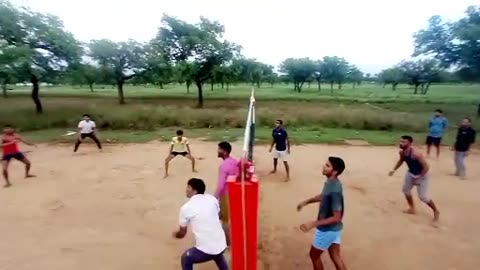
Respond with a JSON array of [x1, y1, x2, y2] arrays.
[[1, 141, 479, 270]]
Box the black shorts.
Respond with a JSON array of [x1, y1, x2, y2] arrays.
[[2, 152, 25, 161], [426, 136, 442, 146], [80, 133, 97, 139], [172, 151, 188, 156]]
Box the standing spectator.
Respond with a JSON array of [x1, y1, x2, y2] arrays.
[[426, 109, 448, 158], [454, 117, 476, 180]]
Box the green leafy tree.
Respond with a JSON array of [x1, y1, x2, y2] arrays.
[[279, 58, 316, 92], [0, 0, 82, 112], [346, 65, 363, 88], [154, 15, 239, 107], [88, 39, 148, 104], [399, 59, 444, 94], [321, 56, 350, 92], [378, 67, 405, 90]]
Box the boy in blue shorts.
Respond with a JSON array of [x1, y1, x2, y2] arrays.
[[297, 156, 346, 270]]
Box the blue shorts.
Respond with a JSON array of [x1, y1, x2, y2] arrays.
[[2, 152, 25, 161], [312, 229, 342, 250]]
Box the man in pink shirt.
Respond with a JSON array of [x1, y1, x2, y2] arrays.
[[215, 141, 238, 246]]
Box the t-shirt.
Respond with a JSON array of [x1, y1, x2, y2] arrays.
[[171, 136, 189, 152], [428, 116, 448, 138], [218, 157, 239, 197], [272, 127, 288, 151], [179, 194, 227, 255], [455, 127, 476, 152], [317, 179, 344, 231], [78, 120, 96, 134]]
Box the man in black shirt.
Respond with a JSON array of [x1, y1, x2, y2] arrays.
[[454, 117, 476, 179]]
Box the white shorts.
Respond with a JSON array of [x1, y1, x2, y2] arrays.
[[273, 150, 288, 161]]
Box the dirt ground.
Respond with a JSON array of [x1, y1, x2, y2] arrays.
[[1, 141, 479, 270]]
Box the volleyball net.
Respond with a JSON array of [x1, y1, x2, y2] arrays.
[[227, 87, 259, 270]]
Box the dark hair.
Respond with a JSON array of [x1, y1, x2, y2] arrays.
[[435, 109, 443, 114], [328, 157, 345, 176], [4, 124, 12, 128], [187, 178, 206, 194], [464, 117, 472, 122], [82, 114, 90, 117], [218, 141, 232, 154], [401, 135, 413, 142], [176, 130, 184, 136], [276, 119, 283, 125]]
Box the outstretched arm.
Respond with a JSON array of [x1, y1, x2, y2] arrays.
[[297, 194, 323, 211], [389, 152, 404, 175], [16, 135, 34, 146]]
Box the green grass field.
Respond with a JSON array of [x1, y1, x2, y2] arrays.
[[2, 83, 479, 146]]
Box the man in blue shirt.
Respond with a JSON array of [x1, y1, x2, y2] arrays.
[[269, 119, 291, 181], [426, 109, 448, 158]]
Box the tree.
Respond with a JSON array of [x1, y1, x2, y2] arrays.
[[279, 58, 316, 92], [174, 61, 195, 93], [346, 65, 363, 88], [154, 15, 239, 108], [399, 59, 443, 94], [88, 39, 148, 104], [67, 64, 103, 92], [378, 67, 405, 90], [0, 0, 82, 113], [313, 60, 323, 91], [321, 56, 349, 92]]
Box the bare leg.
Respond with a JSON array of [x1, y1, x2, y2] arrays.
[[2, 160, 11, 188], [435, 145, 440, 158], [185, 154, 197, 172], [403, 194, 416, 214], [20, 157, 35, 178], [426, 200, 440, 222], [270, 158, 278, 174], [222, 222, 231, 246], [426, 144, 431, 157], [328, 244, 346, 270], [164, 154, 175, 178], [74, 138, 83, 152], [283, 161, 290, 181], [309, 246, 324, 270], [90, 134, 102, 150]]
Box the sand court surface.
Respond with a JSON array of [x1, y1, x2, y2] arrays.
[[1, 141, 479, 270]]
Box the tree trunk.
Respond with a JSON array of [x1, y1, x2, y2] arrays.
[[31, 74, 42, 114], [89, 82, 94, 92], [2, 83, 7, 98], [221, 81, 225, 89], [226, 83, 230, 92], [298, 81, 304, 92], [159, 82, 164, 89], [256, 81, 260, 88], [196, 80, 204, 108], [414, 83, 419, 94], [392, 83, 398, 91], [317, 81, 321, 91], [477, 104, 480, 117], [210, 79, 214, 91], [186, 80, 191, 94], [330, 82, 334, 93], [338, 83, 342, 90], [423, 82, 431, 95], [117, 80, 125, 104]]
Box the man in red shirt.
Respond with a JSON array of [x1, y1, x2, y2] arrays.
[[2, 125, 35, 187]]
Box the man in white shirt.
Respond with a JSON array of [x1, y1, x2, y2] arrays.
[[73, 114, 102, 152], [173, 178, 229, 270], [164, 130, 196, 178]]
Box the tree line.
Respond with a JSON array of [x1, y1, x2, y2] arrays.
[[1, 0, 479, 113]]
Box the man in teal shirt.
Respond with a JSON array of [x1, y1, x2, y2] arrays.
[[426, 109, 448, 158]]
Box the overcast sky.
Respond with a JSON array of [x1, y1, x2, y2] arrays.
[[11, 0, 478, 73]]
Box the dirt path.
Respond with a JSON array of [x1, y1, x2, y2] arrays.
[[0, 141, 479, 270]]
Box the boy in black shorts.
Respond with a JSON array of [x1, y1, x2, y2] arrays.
[[164, 130, 196, 178]]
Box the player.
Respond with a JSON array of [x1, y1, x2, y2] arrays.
[[214, 141, 239, 247], [269, 119, 291, 181], [73, 114, 102, 152], [389, 135, 440, 222], [297, 156, 347, 270], [164, 130, 196, 178], [426, 109, 448, 158], [2, 124, 35, 187], [453, 117, 476, 179], [173, 178, 229, 270]]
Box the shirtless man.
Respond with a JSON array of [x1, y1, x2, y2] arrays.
[[2, 125, 35, 187], [389, 135, 440, 223]]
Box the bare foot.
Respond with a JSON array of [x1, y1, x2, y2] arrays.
[[269, 170, 276, 174], [433, 211, 440, 222], [403, 208, 416, 215], [193, 169, 198, 173], [4, 183, 11, 188], [163, 174, 169, 179], [284, 177, 290, 182], [25, 174, 36, 178]]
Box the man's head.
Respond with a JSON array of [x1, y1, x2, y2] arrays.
[[461, 117, 472, 128], [186, 178, 206, 198], [434, 109, 443, 117], [322, 156, 345, 178], [275, 119, 283, 128], [3, 124, 14, 135], [82, 114, 91, 121], [217, 141, 232, 158], [399, 135, 413, 150], [176, 130, 184, 139]]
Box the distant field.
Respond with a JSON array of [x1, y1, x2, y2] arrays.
[[1, 83, 479, 145]]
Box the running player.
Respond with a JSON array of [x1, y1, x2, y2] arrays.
[[214, 141, 238, 247], [164, 130, 196, 178], [2, 125, 35, 187], [269, 119, 291, 181], [74, 114, 102, 152], [173, 178, 229, 270], [389, 135, 440, 222], [297, 156, 347, 270], [426, 109, 448, 158]]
